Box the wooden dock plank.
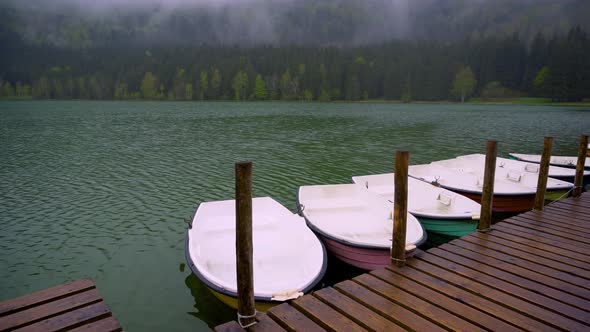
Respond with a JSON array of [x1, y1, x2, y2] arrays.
[[216, 193, 590, 332], [350, 275, 494, 332], [462, 233, 590, 275], [369, 269, 525, 332], [430, 245, 590, 312], [452, 237, 590, 288], [13, 301, 111, 332], [495, 223, 590, 251], [313, 288, 405, 331], [506, 216, 590, 243], [493, 221, 590, 252], [542, 206, 590, 225], [68, 316, 122, 332], [266, 303, 325, 331], [516, 212, 590, 234], [254, 313, 288, 332], [382, 266, 560, 331], [334, 279, 452, 332], [0, 289, 102, 330], [485, 227, 590, 263], [460, 236, 590, 279], [0, 279, 95, 316], [421, 249, 590, 322], [404, 257, 588, 331], [214, 321, 244, 332], [291, 295, 367, 332]]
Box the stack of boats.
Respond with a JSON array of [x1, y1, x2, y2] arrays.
[[185, 151, 588, 310]]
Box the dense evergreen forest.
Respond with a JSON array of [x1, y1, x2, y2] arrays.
[[1, 0, 589, 102]]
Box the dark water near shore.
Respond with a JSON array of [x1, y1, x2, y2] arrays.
[[1, 101, 588, 331]]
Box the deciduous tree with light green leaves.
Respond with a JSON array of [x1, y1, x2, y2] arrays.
[[254, 74, 267, 100], [140, 72, 157, 99], [232, 70, 248, 101], [185, 83, 193, 100], [451, 66, 477, 103], [533, 66, 550, 97]]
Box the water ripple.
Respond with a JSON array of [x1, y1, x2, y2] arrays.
[[0, 101, 588, 331]]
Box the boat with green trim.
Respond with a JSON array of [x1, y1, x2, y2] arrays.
[[352, 174, 481, 244]]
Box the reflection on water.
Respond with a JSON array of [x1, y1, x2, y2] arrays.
[[0, 101, 588, 331], [184, 273, 234, 326]]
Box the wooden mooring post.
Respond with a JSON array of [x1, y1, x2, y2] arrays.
[[573, 135, 589, 198], [391, 151, 409, 267], [478, 140, 497, 231], [235, 161, 256, 329], [533, 136, 553, 210]]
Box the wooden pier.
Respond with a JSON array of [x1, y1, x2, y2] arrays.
[[0, 278, 121, 332], [216, 192, 590, 331]]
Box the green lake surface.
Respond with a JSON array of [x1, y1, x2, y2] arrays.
[[1, 101, 588, 331]]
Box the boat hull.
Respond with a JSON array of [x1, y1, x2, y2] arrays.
[[319, 235, 418, 270], [417, 216, 478, 237], [210, 289, 276, 312], [457, 189, 569, 213]]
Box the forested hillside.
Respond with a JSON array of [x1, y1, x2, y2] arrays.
[[1, 0, 589, 102]]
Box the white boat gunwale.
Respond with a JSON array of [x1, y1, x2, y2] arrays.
[[351, 174, 481, 220], [408, 174, 545, 197], [295, 188, 428, 250], [185, 199, 329, 302]]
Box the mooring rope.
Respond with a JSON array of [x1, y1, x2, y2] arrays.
[[237, 310, 258, 328]]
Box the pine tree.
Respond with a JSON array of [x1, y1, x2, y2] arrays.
[[254, 74, 268, 100]]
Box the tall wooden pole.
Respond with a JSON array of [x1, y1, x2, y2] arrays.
[[392, 151, 409, 267], [478, 140, 497, 232], [235, 162, 256, 328], [533, 137, 553, 210], [573, 135, 589, 198]]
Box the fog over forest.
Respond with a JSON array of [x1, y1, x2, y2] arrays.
[[2, 0, 589, 47], [1, 0, 589, 103]]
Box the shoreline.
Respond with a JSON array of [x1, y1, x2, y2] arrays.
[[1, 97, 590, 107]]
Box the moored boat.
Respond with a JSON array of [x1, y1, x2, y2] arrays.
[[352, 173, 481, 244], [509, 153, 590, 170], [408, 158, 573, 213], [185, 197, 327, 311], [297, 184, 426, 270], [461, 154, 590, 188]]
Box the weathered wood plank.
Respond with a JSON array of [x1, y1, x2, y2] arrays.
[[334, 280, 450, 331], [253, 313, 288, 332], [13, 302, 111, 332], [467, 231, 590, 272], [431, 245, 590, 312], [368, 269, 525, 332], [494, 224, 590, 263], [214, 321, 244, 332], [0, 289, 102, 330], [291, 295, 367, 332], [313, 288, 405, 331], [382, 266, 560, 331], [422, 249, 590, 320], [486, 227, 590, 263], [516, 212, 590, 233], [441, 240, 590, 300], [509, 215, 590, 238], [0, 279, 95, 316], [67, 316, 122, 332], [404, 258, 588, 331], [266, 303, 326, 332], [495, 223, 590, 250]]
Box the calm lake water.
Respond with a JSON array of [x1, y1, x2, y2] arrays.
[[1, 101, 588, 330]]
